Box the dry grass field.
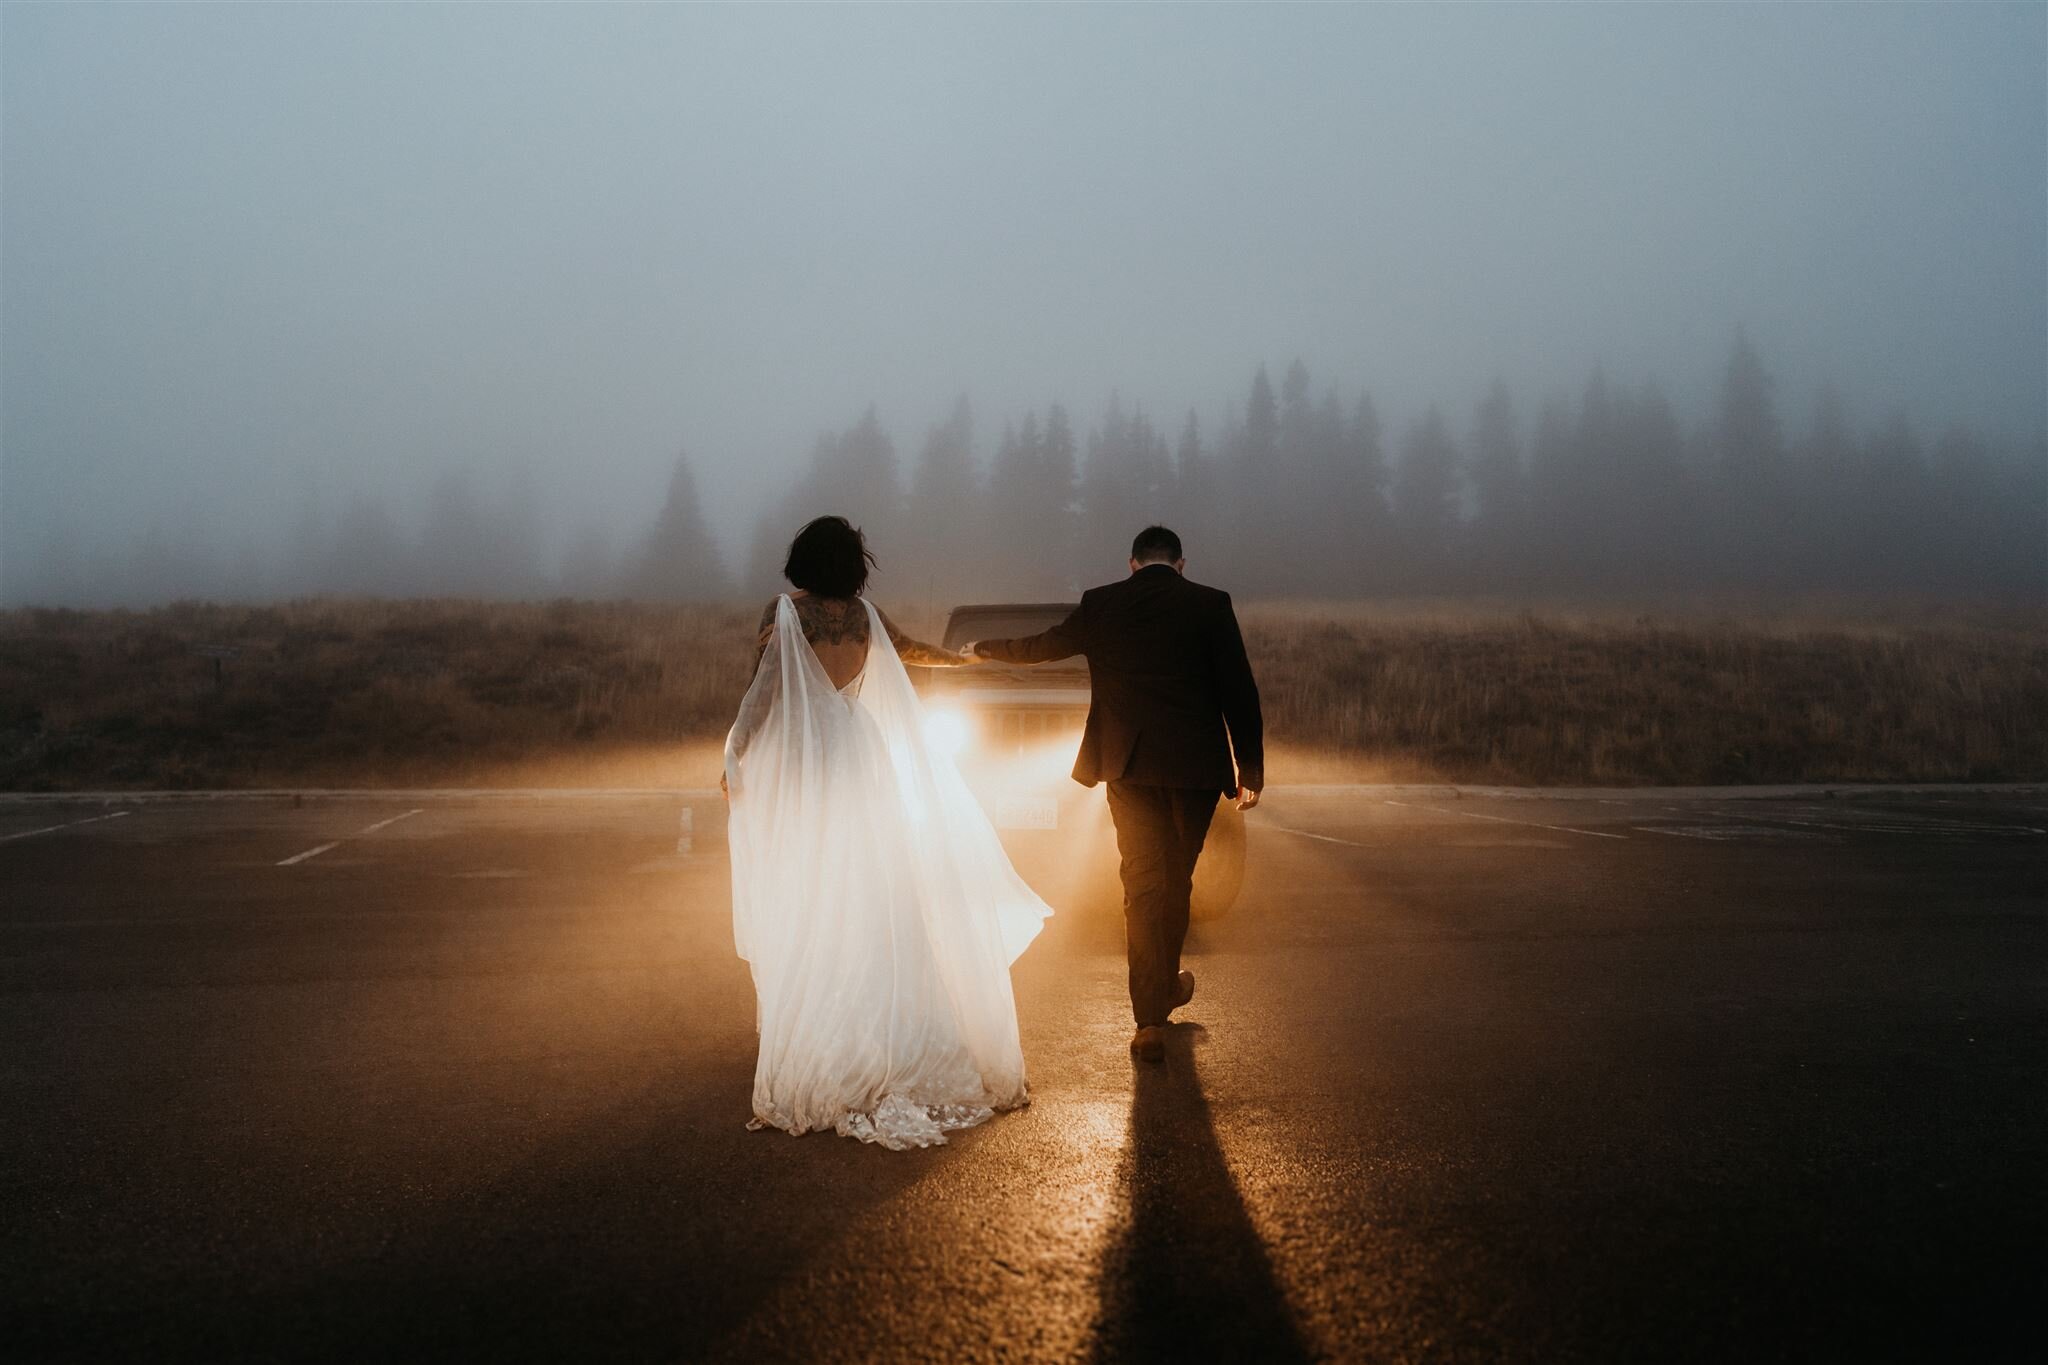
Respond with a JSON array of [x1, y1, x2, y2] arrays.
[[3, 596, 2044, 790], [1244, 598, 2048, 786]]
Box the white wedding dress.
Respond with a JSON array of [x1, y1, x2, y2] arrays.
[[723, 596, 1052, 1149]]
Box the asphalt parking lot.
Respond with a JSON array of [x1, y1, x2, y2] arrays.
[[3, 784, 2043, 1361]]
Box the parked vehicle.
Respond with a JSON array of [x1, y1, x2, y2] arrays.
[[918, 602, 1247, 920]]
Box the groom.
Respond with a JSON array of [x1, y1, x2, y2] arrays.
[[967, 526, 1264, 1063]]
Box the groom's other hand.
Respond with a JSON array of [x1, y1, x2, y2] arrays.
[[960, 640, 992, 660], [1235, 784, 1261, 811]]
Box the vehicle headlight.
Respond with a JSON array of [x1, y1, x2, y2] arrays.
[[923, 708, 971, 759]]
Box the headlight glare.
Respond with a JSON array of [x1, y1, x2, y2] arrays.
[[923, 708, 972, 759]]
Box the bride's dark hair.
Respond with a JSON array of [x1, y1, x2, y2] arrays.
[[783, 515, 877, 598]]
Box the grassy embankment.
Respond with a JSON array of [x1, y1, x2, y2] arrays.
[[2, 596, 2044, 790]]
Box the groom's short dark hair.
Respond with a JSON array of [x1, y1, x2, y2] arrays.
[[1130, 525, 1182, 564]]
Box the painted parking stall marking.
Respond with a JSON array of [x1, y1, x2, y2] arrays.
[[1267, 825, 1374, 849], [276, 808, 424, 866], [1634, 824, 1824, 842], [1636, 801, 2048, 842], [1382, 798, 1628, 840], [354, 809, 424, 837], [0, 809, 133, 843], [1728, 806, 2047, 837]]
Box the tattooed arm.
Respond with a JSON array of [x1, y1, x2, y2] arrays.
[[751, 599, 779, 667], [727, 599, 784, 799], [877, 607, 973, 668]]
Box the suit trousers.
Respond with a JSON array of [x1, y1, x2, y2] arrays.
[[1104, 781, 1219, 1028]]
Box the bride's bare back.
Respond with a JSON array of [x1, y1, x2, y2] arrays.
[[756, 592, 964, 689], [727, 587, 1049, 1148]]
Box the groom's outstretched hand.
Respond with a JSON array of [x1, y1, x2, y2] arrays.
[[1235, 784, 1262, 811]]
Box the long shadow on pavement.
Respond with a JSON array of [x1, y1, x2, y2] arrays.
[[1089, 1024, 1314, 1363]]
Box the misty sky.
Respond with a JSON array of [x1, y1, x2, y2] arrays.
[[3, 2, 2043, 594]]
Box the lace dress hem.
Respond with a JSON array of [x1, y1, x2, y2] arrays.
[[746, 1087, 1032, 1151]]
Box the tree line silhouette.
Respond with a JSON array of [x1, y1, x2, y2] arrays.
[[742, 330, 2043, 602], [11, 330, 2040, 607]]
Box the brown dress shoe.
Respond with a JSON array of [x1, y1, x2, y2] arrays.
[[1130, 1025, 1166, 1063], [1170, 970, 1195, 1011]]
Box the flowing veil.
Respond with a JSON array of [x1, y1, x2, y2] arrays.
[[724, 596, 1051, 1148]]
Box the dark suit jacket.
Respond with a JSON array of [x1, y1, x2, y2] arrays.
[[976, 564, 1264, 794]]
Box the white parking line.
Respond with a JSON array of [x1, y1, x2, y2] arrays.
[[276, 808, 424, 866], [1734, 809, 2048, 836], [1267, 824, 1373, 848], [1635, 825, 1775, 842], [0, 810, 132, 843], [1382, 799, 1628, 840], [355, 809, 424, 836]]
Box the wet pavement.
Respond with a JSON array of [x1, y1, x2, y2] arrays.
[[2, 786, 2043, 1361]]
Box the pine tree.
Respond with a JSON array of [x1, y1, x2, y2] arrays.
[[623, 452, 730, 601], [743, 432, 839, 595], [1267, 360, 1324, 593], [1574, 369, 1621, 581], [1393, 407, 1461, 586], [1342, 392, 1391, 589], [1717, 327, 1783, 480], [1930, 425, 2002, 592], [1079, 395, 1173, 581], [1860, 411, 1928, 591], [830, 406, 904, 566], [1169, 409, 1205, 534], [1795, 383, 1857, 588], [1232, 365, 1281, 589], [982, 418, 1030, 597], [1277, 361, 1315, 587], [1715, 328, 1787, 583], [1245, 365, 1279, 465], [1525, 395, 1579, 589], [1039, 405, 1079, 592], [1611, 380, 1688, 590], [982, 407, 1077, 597], [1467, 380, 1525, 586], [905, 395, 979, 601]]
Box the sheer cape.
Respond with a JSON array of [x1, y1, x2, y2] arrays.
[[724, 596, 1051, 1148]]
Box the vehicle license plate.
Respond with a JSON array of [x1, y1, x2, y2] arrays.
[[994, 796, 1058, 830]]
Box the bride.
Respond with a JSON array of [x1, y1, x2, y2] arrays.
[[722, 515, 1052, 1149]]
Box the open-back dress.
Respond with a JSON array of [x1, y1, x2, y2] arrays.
[[723, 595, 1051, 1149]]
